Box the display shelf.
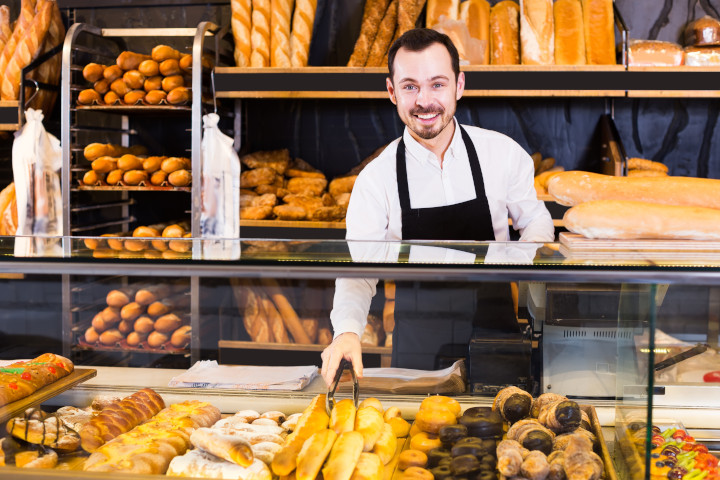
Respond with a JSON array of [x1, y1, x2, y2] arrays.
[[218, 339, 390, 355], [73, 104, 192, 113], [76, 338, 189, 355], [0, 100, 21, 131], [76, 185, 192, 192], [241, 219, 346, 229]]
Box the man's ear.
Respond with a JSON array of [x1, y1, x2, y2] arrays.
[[456, 71, 465, 100], [386, 77, 397, 105]]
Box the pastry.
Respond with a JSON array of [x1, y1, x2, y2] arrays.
[[0, 353, 74, 407]]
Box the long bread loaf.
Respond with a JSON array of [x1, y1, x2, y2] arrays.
[[564, 200, 720, 240], [547, 171, 720, 209], [347, 0, 390, 66], [0, 6, 13, 55], [0, 0, 35, 80], [270, 0, 294, 67], [581, 0, 615, 64], [490, 0, 520, 65], [460, 0, 490, 64], [365, 0, 398, 67], [520, 0, 554, 65], [553, 0, 585, 65], [231, 0, 252, 66], [271, 394, 329, 476], [251, 0, 271, 66], [289, 0, 317, 66]]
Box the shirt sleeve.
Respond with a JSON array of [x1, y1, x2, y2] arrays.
[[329, 163, 390, 338], [505, 143, 555, 242]]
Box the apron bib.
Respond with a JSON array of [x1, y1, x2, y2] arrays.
[[392, 126, 518, 369]]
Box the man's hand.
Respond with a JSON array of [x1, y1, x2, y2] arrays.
[[321, 332, 363, 387]]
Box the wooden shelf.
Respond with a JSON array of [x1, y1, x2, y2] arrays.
[[0, 100, 20, 131], [218, 340, 390, 355], [213, 65, 720, 98]]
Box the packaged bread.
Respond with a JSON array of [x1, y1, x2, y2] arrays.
[[460, 0, 490, 64], [426, 0, 459, 28], [520, 0, 554, 65], [553, 0, 585, 65], [684, 15, 720, 47], [628, 39, 683, 66], [490, 0, 520, 64], [684, 46, 720, 66], [581, 0, 615, 64]]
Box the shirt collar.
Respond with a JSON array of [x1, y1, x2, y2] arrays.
[[402, 117, 463, 167]]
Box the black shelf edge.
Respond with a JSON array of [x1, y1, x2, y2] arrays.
[[0, 104, 19, 125]]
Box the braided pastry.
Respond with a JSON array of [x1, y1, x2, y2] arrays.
[[347, 0, 390, 66], [0, 353, 74, 407]]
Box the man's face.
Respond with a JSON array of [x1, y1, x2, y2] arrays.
[[387, 43, 465, 141]]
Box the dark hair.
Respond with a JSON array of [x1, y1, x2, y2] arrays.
[[387, 28, 460, 83]]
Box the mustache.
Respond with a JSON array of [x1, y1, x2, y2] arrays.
[[410, 106, 444, 115]]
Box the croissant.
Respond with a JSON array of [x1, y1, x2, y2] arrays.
[[492, 386, 532, 423], [79, 387, 165, 452]]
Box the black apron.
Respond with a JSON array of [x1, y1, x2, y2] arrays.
[[391, 126, 518, 369]]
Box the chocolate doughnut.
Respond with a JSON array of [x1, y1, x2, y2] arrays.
[[451, 454, 482, 475], [475, 470, 499, 480], [463, 406, 492, 417], [431, 464, 454, 480], [439, 424, 468, 447], [458, 411, 504, 439], [427, 448, 452, 468]]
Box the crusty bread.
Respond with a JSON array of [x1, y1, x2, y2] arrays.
[[322, 431, 364, 480], [0, 0, 35, 82], [384, 0, 427, 65], [547, 171, 720, 209], [0, 6, 13, 60], [564, 200, 720, 240], [426, 0, 459, 28], [581, 0, 615, 64], [231, 0, 252, 66], [460, 0, 490, 64], [251, 0, 271, 66], [365, 0, 398, 67], [520, 0, 554, 65], [347, 0, 390, 66], [354, 406, 384, 452], [270, 0, 294, 67], [553, 0, 585, 65], [290, 0, 317, 66], [490, 0, 520, 65], [296, 429, 338, 480], [330, 398, 357, 435], [627, 157, 668, 173], [271, 394, 329, 476]]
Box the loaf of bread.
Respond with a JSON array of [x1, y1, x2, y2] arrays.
[[322, 431, 364, 480], [0, 0, 34, 90], [270, 0, 293, 67], [365, 0, 399, 67], [426, 0, 459, 28], [460, 0, 490, 64], [7, 408, 81, 452], [296, 429, 338, 480], [271, 394, 329, 476], [553, 0, 585, 65], [490, 0, 520, 64], [685, 15, 720, 47], [0, 6, 12, 54], [627, 157, 668, 173], [261, 279, 312, 344], [628, 40, 683, 67], [564, 200, 720, 241], [547, 171, 720, 209], [354, 406, 384, 452], [189, 427, 254, 467], [79, 388, 165, 452], [684, 46, 720, 66], [290, 0, 317, 66], [0, 353, 74, 407], [26, 0, 64, 114], [581, 0, 615, 64], [251, 0, 271, 66], [520, 0, 553, 65], [347, 0, 390, 66]]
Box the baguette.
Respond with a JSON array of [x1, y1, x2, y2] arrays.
[[322, 431, 365, 480], [261, 278, 312, 344], [135, 284, 172, 305], [98, 328, 123, 346], [365, 0, 398, 67], [460, 0, 490, 64], [232, 0, 252, 66], [0, 0, 34, 90], [270, 0, 294, 67], [347, 0, 390, 66], [296, 429, 338, 480], [117, 154, 143, 171], [0, 7, 12, 53], [563, 200, 720, 241], [553, 0, 585, 65], [251, 0, 271, 66], [627, 157, 668, 173], [426, 0, 459, 28], [350, 452, 384, 480], [547, 171, 720, 209], [290, 0, 317, 67], [520, 0, 554, 65], [261, 295, 290, 343], [581, 0, 615, 64], [271, 394, 329, 476], [490, 1, 520, 64]]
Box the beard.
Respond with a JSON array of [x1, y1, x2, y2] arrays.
[[403, 104, 455, 140]]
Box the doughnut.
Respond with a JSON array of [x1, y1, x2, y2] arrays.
[[431, 464, 453, 480], [458, 410, 504, 438], [409, 422, 422, 438], [438, 424, 468, 447], [401, 466, 434, 480], [451, 438, 495, 458], [383, 406, 402, 421], [420, 396, 461, 417], [398, 449, 428, 470], [415, 408, 457, 434], [410, 432, 443, 453], [388, 416, 411, 438], [451, 453, 482, 475], [426, 447, 451, 468], [463, 406, 492, 417]]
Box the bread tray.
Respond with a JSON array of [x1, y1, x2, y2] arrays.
[[0, 368, 96, 424], [76, 184, 191, 192], [77, 337, 189, 355]]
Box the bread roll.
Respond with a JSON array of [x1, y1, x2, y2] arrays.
[[168, 169, 191, 187], [290, 0, 317, 66], [106, 288, 133, 307], [460, 0, 490, 64], [152, 44, 181, 62], [148, 330, 169, 347], [330, 398, 357, 435], [350, 452, 384, 480], [138, 59, 159, 76], [581, 0, 615, 64], [170, 325, 191, 347], [179, 53, 193, 72], [118, 318, 134, 335], [251, 0, 271, 66], [120, 302, 144, 321], [110, 78, 130, 96], [99, 329, 123, 346], [104, 91, 120, 105], [85, 326, 100, 343], [547, 171, 720, 209], [371, 423, 396, 465], [103, 65, 123, 83], [83, 63, 106, 82], [296, 429, 338, 480], [155, 313, 183, 333], [135, 284, 172, 305], [93, 79, 110, 94], [78, 89, 101, 105], [166, 86, 190, 104], [520, 0, 553, 65], [144, 75, 163, 91], [126, 331, 148, 346], [133, 315, 155, 334], [117, 51, 151, 70], [354, 406, 384, 452], [322, 431, 364, 480], [426, 0, 458, 28], [117, 154, 143, 171], [564, 200, 720, 241], [553, 0, 585, 65], [232, 0, 252, 66]]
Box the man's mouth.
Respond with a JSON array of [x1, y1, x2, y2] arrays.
[[414, 112, 440, 120]]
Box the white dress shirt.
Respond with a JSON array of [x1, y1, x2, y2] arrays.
[[330, 119, 555, 339]]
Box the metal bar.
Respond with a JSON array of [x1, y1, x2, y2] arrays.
[[101, 28, 205, 37], [71, 217, 136, 232], [70, 199, 134, 212], [709, 287, 720, 349], [69, 126, 138, 134]]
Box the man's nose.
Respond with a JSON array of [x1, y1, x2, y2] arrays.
[[415, 88, 431, 106]]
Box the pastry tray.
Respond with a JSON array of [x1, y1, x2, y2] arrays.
[[0, 368, 97, 424]]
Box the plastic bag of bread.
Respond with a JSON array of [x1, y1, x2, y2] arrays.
[[628, 39, 684, 66], [12, 108, 62, 236], [201, 113, 240, 238], [432, 15, 487, 65]]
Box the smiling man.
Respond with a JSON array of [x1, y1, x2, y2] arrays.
[[321, 28, 554, 386]]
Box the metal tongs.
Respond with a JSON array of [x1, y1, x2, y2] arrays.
[[326, 358, 359, 415], [654, 343, 710, 372]]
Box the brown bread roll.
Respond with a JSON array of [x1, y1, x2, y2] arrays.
[[91, 312, 114, 333], [179, 53, 193, 72], [148, 330, 169, 347], [83, 63, 106, 82], [117, 154, 143, 171], [123, 169, 148, 185], [170, 325, 191, 347], [123, 70, 145, 90], [161, 74, 184, 92], [138, 59, 159, 76], [168, 169, 191, 187], [154, 313, 182, 333], [168, 235, 192, 253], [166, 86, 190, 104], [104, 91, 120, 105], [99, 329, 123, 346], [110, 78, 131, 96], [133, 315, 155, 334], [144, 75, 163, 92], [161, 157, 191, 173], [91, 157, 117, 173], [117, 51, 151, 70], [126, 331, 148, 346], [93, 79, 110, 94], [152, 44, 181, 62], [124, 89, 146, 105], [162, 224, 186, 237], [144, 89, 167, 104], [142, 156, 164, 173], [82, 170, 102, 185], [120, 302, 144, 321], [106, 288, 133, 307], [159, 58, 181, 76], [118, 318, 134, 335], [100, 306, 121, 324], [135, 284, 171, 305], [84, 326, 99, 343], [150, 170, 167, 185], [106, 169, 123, 185], [103, 65, 123, 83], [330, 398, 357, 435], [354, 406, 384, 451], [133, 225, 161, 237], [296, 429, 338, 480], [78, 89, 101, 105]]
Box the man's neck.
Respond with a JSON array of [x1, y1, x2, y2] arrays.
[[408, 120, 456, 169]]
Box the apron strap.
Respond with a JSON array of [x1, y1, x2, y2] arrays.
[[395, 137, 412, 213]]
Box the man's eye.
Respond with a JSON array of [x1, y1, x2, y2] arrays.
[[403, 85, 417, 90], [433, 83, 444, 88]]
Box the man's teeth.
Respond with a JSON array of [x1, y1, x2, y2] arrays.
[[417, 113, 438, 119]]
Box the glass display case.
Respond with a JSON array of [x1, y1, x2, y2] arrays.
[[0, 235, 719, 480]]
